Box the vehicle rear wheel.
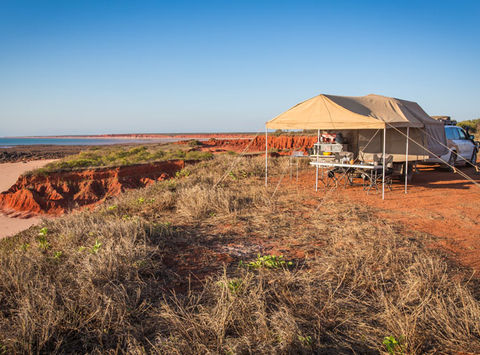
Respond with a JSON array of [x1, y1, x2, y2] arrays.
[[447, 151, 457, 171], [402, 163, 414, 183], [471, 150, 478, 165]]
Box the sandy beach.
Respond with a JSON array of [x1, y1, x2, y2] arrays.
[[0, 159, 57, 239]]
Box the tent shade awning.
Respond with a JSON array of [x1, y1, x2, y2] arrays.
[[266, 94, 434, 130]]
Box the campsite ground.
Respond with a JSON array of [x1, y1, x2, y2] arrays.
[[293, 162, 480, 273], [1, 145, 479, 353], [1, 142, 479, 268]]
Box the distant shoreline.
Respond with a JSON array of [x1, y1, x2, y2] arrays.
[[0, 133, 255, 149], [3, 133, 256, 140]]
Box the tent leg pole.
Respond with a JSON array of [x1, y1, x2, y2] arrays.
[[290, 156, 292, 180], [405, 127, 409, 194], [297, 160, 299, 181], [265, 127, 268, 187], [315, 129, 320, 191], [382, 127, 386, 200]]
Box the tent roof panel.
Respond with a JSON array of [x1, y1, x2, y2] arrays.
[[266, 94, 431, 129]]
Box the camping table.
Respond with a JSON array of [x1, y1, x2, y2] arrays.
[[309, 161, 383, 191], [289, 151, 309, 181]]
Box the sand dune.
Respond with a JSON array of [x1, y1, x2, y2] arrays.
[[0, 159, 57, 239]]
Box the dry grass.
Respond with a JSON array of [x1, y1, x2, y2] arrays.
[[28, 143, 213, 175], [0, 155, 479, 353]]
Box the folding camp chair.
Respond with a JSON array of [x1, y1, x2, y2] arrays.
[[324, 153, 356, 188]]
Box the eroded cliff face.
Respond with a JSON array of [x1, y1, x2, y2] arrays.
[[199, 136, 318, 153], [0, 160, 184, 217]]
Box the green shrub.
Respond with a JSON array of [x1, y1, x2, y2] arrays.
[[458, 118, 480, 134], [188, 139, 202, 147], [242, 254, 292, 269], [185, 151, 213, 160]]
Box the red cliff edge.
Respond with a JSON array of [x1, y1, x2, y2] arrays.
[[185, 136, 319, 153], [0, 160, 185, 217]]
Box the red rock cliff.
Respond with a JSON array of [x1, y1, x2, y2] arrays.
[[194, 136, 318, 153], [0, 160, 184, 217]]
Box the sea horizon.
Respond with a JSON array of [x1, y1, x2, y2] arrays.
[[0, 136, 181, 148]]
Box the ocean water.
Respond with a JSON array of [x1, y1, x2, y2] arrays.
[[0, 137, 178, 148]]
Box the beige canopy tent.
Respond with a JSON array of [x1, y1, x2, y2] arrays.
[[264, 94, 448, 199]]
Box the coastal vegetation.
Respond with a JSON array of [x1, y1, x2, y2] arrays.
[[27, 144, 213, 175], [272, 129, 318, 136], [0, 155, 479, 353], [458, 118, 480, 138]]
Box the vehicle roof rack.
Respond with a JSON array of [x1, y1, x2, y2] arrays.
[[431, 115, 457, 126]]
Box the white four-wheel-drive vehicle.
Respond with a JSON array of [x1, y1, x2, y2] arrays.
[[427, 116, 478, 166]]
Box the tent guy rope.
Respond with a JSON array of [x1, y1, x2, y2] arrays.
[[214, 130, 261, 187], [420, 126, 479, 171], [385, 122, 480, 190]]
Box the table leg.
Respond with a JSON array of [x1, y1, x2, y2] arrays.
[[289, 157, 292, 180]]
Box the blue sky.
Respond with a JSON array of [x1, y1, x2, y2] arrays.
[[0, 0, 479, 136]]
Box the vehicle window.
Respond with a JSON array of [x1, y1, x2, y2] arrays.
[[445, 127, 459, 140], [456, 127, 468, 140]]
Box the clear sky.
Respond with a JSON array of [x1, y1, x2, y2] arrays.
[[1, 0, 479, 136]]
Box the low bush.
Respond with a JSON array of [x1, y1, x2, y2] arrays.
[[188, 139, 202, 147], [458, 118, 480, 134]]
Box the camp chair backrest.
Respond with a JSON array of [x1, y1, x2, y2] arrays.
[[385, 155, 394, 168], [345, 152, 354, 160]]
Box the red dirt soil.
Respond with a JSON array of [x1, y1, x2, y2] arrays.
[[0, 160, 185, 217], [290, 163, 480, 272]]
